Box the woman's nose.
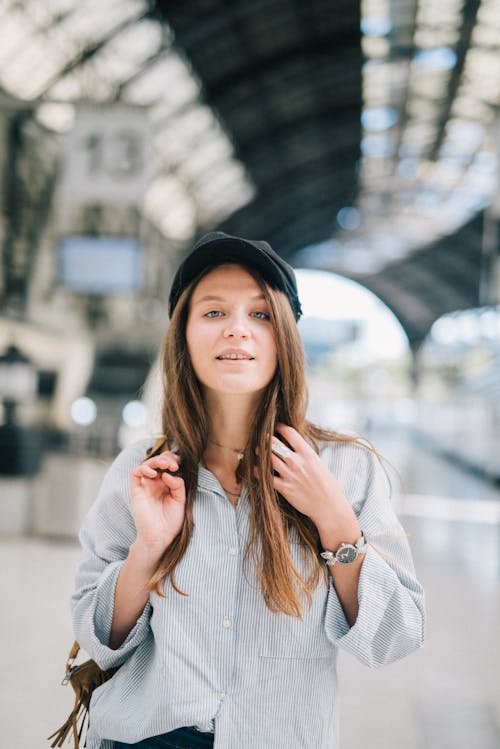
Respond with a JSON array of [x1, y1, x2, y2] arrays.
[[223, 317, 250, 338]]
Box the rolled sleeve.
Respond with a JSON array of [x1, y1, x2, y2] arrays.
[[325, 545, 424, 667], [72, 558, 152, 670], [321, 443, 425, 668], [70, 438, 155, 670]]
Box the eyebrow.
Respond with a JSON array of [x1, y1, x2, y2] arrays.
[[192, 293, 267, 306]]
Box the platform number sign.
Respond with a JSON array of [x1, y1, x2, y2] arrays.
[[62, 105, 152, 205]]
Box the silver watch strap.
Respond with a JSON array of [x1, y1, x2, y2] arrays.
[[355, 531, 367, 551], [320, 532, 367, 566]]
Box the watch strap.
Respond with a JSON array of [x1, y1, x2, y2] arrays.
[[320, 532, 367, 566]]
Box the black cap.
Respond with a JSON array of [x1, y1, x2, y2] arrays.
[[168, 231, 302, 320]]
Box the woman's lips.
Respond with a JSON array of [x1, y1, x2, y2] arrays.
[[216, 350, 255, 360], [216, 354, 254, 360]]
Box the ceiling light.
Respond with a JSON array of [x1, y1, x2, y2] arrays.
[[413, 47, 457, 71], [361, 135, 395, 157], [337, 207, 362, 231], [361, 17, 392, 36], [361, 106, 398, 131], [70, 397, 97, 427]]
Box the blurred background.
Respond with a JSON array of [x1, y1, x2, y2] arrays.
[[0, 0, 499, 747]]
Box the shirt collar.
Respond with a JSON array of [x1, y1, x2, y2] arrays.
[[197, 464, 248, 503], [197, 464, 221, 493]]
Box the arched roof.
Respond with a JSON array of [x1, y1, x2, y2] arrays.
[[357, 211, 485, 347], [0, 0, 499, 346]]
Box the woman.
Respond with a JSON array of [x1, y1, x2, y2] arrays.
[[71, 232, 425, 749]]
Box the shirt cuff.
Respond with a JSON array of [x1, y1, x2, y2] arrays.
[[82, 560, 152, 670], [324, 544, 399, 662]]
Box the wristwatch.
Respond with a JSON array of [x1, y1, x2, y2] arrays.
[[320, 532, 367, 566]]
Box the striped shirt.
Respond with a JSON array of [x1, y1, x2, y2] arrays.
[[71, 437, 425, 749]]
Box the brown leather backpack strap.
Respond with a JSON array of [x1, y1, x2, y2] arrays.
[[65, 641, 80, 672]]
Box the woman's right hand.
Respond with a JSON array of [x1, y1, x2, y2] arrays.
[[130, 450, 186, 557]]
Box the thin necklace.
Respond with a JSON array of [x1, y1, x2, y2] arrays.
[[221, 485, 241, 497], [207, 438, 245, 461]]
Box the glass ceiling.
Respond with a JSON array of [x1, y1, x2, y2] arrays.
[[303, 0, 500, 273], [0, 0, 498, 262], [0, 0, 255, 241]]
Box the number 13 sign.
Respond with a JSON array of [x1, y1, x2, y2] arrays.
[[62, 104, 152, 205]]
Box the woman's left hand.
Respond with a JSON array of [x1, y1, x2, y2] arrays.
[[271, 423, 360, 541]]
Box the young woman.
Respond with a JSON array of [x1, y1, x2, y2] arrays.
[[71, 232, 425, 749]]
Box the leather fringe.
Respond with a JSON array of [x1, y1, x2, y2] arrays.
[[47, 645, 115, 748]]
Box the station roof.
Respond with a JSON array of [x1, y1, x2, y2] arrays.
[[0, 0, 499, 346]]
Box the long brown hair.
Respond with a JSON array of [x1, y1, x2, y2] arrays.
[[147, 263, 369, 617]]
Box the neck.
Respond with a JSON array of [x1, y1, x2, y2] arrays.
[[204, 390, 260, 452], [202, 392, 263, 506]]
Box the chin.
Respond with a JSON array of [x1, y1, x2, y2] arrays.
[[204, 379, 269, 396]]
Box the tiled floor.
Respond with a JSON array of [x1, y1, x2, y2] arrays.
[[1, 432, 499, 749]]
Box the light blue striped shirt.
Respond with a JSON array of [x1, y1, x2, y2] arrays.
[[71, 437, 425, 749]]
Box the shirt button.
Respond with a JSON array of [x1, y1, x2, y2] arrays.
[[223, 618, 232, 629], [218, 693, 225, 701], [228, 547, 237, 556]]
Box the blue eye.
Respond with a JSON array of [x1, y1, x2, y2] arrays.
[[205, 310, 223, 318], [251, 311, 270, 320]]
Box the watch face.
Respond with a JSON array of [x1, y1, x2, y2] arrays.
[[336, 545, 357, 564]]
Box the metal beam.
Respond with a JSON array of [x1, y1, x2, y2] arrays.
[[36, 8, 156, 99], [428, 0, 481, 162]]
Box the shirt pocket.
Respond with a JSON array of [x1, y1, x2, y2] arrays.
[[259, 545, 333, 660]]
